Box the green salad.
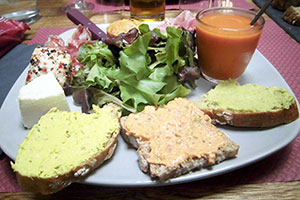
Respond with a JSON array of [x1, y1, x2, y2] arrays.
[[71, 24, 198, 114]]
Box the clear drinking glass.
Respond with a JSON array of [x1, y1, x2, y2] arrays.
[[62, 0, 95, 12], [90, 0, 125, 23], [0, 0, 40, 25], [130, 0, 166, 21], [179, 0, 214, 11], [196, 7, 265, 83]]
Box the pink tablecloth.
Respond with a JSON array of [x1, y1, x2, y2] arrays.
[[1, 0, 300, 193]]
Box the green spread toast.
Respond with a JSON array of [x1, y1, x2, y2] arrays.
[[11, 105, 120, 194], [200, 80, 295, 112], [198, 80, 299, 127]]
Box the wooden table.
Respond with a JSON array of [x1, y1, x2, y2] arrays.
[[1, 0, 300, 199]]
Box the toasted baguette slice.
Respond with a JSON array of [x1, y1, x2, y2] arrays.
[[11, 105, 121, 194], [121, 98, 239, 181], [106, 19, 141, 37], [197, 80, 299, 128]]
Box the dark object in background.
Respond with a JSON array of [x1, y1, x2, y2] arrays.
[[283, 6, 300, 25], [0, 17, 30, 58], [253, 0, 300, 43], [272, 0, 300, 11], [0, 44, 39, 107], [271, 0, 300, 26]]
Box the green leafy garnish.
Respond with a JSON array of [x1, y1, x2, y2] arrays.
[[73, 24, 196, 114]]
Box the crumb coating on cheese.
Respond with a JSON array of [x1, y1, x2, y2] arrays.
[[11, 105, 120, 178]]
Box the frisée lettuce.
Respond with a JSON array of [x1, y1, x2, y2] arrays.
[[73, 24, 197, 113]]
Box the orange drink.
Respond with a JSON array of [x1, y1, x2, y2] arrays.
[[196, 7, 264, 82], [130, 0, 165, 21]]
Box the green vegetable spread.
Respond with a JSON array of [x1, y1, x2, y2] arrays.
[[200, 80, 295, 112], [11, 105, 119, 178]]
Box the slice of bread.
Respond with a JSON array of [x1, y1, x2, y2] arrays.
[[196, 80, 299, 128], [106, 19, 141, 37], [283, 6, 300, 26], [11, 105, 121, 194], [121, 98, 239, 181]]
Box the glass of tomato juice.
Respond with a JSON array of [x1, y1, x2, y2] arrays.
[[196, 7, 265, 83]]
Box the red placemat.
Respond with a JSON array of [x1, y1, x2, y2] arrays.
[[257, 21, 300, 101], [28, 27, 71, 45], [2, 8, 300, 193]]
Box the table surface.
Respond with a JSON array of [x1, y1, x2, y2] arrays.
[[1, 0, 300, 199]]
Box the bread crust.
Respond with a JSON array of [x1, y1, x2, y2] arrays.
[[16, 129, 119, 194], [200, 101, 299, 128], [122, 132, 238, 181], [120, 107, 239, 181], [15, 106, 121, 194]]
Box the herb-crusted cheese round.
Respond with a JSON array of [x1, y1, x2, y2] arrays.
[[11, 105, 120, 178]]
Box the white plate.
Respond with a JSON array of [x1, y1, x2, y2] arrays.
[[0, 22, 300, 187]]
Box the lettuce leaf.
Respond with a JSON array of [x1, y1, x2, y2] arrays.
[[74, 25, 193, 113]]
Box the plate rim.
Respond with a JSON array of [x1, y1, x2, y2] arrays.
[[0, 22, 299, 187]]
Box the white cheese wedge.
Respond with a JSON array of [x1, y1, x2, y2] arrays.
[[18, 73, 70, 129], [25, 46, 72, 86]]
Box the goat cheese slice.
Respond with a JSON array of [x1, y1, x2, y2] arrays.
[[18, 73, 70, 129]]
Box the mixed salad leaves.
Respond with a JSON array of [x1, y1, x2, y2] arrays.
[[71, 24, 199, 114]]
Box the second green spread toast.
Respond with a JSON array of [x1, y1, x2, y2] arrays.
[[197, 80, 299, 127]]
